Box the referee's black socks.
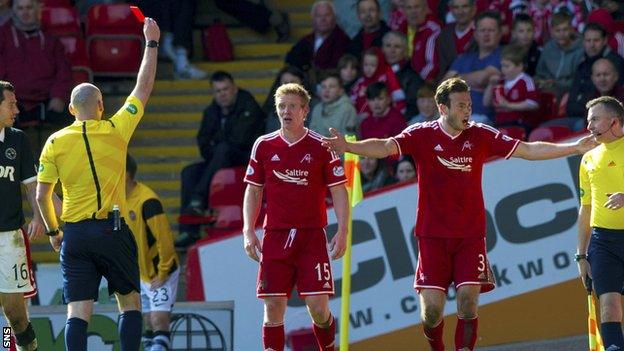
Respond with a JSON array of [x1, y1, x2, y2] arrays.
[[65, 317, 88, 351], [119, 310, 142, 351], [602, 322, 624, 351]]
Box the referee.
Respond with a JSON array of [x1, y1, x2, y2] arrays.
[[577, 96, 624, 350], [35, 18, 160, 351]]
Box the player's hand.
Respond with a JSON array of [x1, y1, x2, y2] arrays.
[[49, 229, 63, 253], [150, 276, 166, 290], [27, 218, 45, 241], [329, 229, 347, 260], [48, 98, 65, 113], [605, 192, 624, 210], [322, 128, 348, 155], [577, 259, 592, 290], [243, 230, 262, 262], [575, 134, 599, 154], [143, 17, 160, 42]]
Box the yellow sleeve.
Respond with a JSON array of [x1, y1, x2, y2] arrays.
[[109, 95, 145, 143], [579, 154, 591, 206], [143, 198, 177, 280], [37, 135, 59, 184]]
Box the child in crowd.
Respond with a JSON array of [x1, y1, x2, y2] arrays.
[[511, 14, 541, 76], [337, 54, 360, 93], [360, 82, 406, 140], [408, 83, 438, 124], [350, 47, 406, 119], [484, 44, 540, 130], [309, 72, 358, 137]]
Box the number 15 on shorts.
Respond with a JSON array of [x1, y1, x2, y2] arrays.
[[315, 263, 331, 281]]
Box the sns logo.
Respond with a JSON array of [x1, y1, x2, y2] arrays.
[[2, 327, 10, 348]]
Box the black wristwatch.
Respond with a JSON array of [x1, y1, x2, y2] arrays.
[[146, 40, 159, 48], [574, 253, 587, 262], [46, 228, 60, 237]]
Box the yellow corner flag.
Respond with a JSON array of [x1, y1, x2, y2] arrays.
[[340, 135, 363, 351], [587, 277, 604, 351]]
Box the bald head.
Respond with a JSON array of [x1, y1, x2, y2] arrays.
[[592, 58, 619, 95], [70, 83, 103, 120]]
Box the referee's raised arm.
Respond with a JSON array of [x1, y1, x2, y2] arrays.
[[130, 17, 160, 107]]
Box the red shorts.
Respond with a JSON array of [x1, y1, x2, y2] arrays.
[[257, 228, 334, 298], [414, 236, 495, 294]]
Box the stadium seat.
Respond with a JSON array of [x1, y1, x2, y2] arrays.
[[497, 126, 526, 141], [537, 91, 558, 121], [42, 0, 72, 7], [528, 125, 573, 142], [86, 4, 143, 76], [59, 36, 93, 84], [41, 6, 81, 38]]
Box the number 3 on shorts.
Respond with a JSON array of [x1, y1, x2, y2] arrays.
[[477, 254, 486, 272], [315, 263, 330, 281]]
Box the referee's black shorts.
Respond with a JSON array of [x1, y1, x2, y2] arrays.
[[588, 227, 624, 296], [61, 217, 139, 303]]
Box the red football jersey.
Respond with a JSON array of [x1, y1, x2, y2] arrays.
[[454, 24, 474, 55], [244, 130, 347, 230], [392, 120, 520, 238], [493, 73, 539, 126]]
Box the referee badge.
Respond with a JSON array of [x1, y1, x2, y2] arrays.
[[5, 148, 16, 160], [129, 210, 136, 221], [125, 104, 138, 115]]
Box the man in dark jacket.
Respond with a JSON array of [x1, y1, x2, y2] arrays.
[[347, 0, 391, 59], [176, 71, 265, 247]]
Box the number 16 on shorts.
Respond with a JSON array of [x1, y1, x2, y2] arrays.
[[3, 327, 11, 348]]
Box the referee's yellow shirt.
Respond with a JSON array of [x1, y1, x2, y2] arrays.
[[579, 136, 624, 229], [126, 182, 178, 283], [38, 96, 144, 223]]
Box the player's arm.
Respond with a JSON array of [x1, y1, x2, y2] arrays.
[[577, 204, 592, 288], [323, 128, 398, 158], [129, 18, 160, 107], [328, 185, 349, 260], [143, 199, 176, 284], [242, 184, 263, 261], [36, 181, 62, 252], [511, 135, 597, 160]]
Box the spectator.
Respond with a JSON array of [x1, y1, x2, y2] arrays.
[[337, 54, 361, 93], [528, 0, 555, 45], [534, 11, 583, 101], [0, 0, 10, 26], [176, 71, 265, 247], [263, 66, 313, 133], [360, 156, 395, 192], [383, 31, 425, 118], [309, 72, 358, 137], [138, 0, 207, 80], [350, 47, 406, 119], [600, 0, 624, 21], [395, 155, 416, 183], [0, 0, 72, 125], [213, 0, 290, 42], [486, 0, 526, 42], [347, 0, 391, 59], [400, 0, 441, 81], [285, 1, 350, 79], [445, 11, 503, 124], [586, 9, 624, 62], [360, 82, 407, 139], [511, 14, 541, 77], [408, 82, 438, 124], [553, 0, 591, 33], [565, 58, 624, 124], [566, 23, 624, 121], [437, 0, 476, 80], [483, 44, 539, 131], [389, 0, 407, 31]]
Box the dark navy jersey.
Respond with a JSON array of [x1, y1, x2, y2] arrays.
[[0, 127, 37, 231]]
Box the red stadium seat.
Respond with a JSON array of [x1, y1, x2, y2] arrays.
[[42, 0, 72, 7], [537, 91, 558, 121], [41, 6, 81, 37], [528, 125, 573, 142], [59, 37, 93, 84], [86, 4, 143, 76], [498, 126, 526, 141]]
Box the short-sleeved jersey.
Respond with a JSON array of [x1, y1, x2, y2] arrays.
[[0, 127, 37, 231], [579, 137, 624, 229], [494, 73, 539, 126], [126, 182, 179, 283], [244, 129, 347, 230], [392, 120, 520, 238], [38, 96, 144, 223]]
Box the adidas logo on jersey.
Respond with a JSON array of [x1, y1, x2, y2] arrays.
[[323, 282, 331, 289], [434, 144, 444, 152], [271, 154, 280, 161]]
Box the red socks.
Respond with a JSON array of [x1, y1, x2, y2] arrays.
[[262, 322, 284, 351], [312, 315, 336, 351], [455, 317, 478, 350], [423, 320, 445, 351]]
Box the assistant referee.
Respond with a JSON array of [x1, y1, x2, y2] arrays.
[[35, 18, 160, 351]]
